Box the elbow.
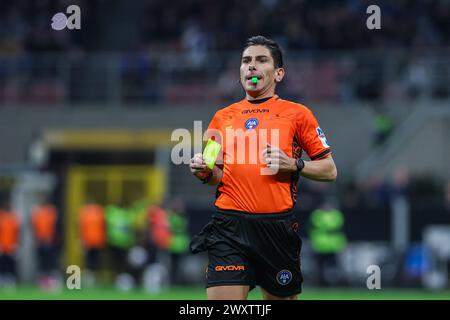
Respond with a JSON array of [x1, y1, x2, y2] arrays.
[[327, 166, 338, 182]]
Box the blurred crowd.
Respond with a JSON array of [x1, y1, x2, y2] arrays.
[[139, 0, 450, 51], [1, 0, 450, 54], [293, 170, 450, 288], [0, 196, 190, 291], [300, 169, 450, 214], [1, 175, 449, 290], [1, 0, 450, 105], [0, 198, 61, 290]]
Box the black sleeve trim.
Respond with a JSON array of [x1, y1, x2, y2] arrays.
[[310, 148, 331, 160]]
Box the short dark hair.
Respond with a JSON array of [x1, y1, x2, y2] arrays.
[[243, 35, 284, 68]]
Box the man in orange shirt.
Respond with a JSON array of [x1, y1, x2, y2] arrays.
[[189, 36, 337, 300], [79, 203, 106, 274], [0, 204, 20, 286], [31, 202, 58, 279]]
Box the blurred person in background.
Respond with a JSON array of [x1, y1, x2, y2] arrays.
[[308, 200, 347, 287], [389, 168, 411, 200], [372, 107, 394, 146], [181, 20, 210, 67], [0, 202, 20, 289], [105, 202, 135, 288], [146, 199, 190, 288], [165, 198, 190, 286], [79, 201, 106, 286], [31, 198, 59, 291], [189, 36, 337, 300], [145, 204, 171, 292], [148, 204, 171, 254], [126, 198, 152, 286]]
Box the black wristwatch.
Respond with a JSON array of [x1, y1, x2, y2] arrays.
[[295, 158, 305, 172]]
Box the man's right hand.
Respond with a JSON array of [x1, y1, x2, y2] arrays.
[[190, 153, 211, 180]]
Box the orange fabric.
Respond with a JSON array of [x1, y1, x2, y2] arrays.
[[206, 95, 332, 213], [79, 204, 106, 248], [148, 206, 171, 249], [0, 211, 20, 255], [31, 205, 57, 242]]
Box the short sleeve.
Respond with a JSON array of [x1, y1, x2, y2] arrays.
[[207, 113, 221, 132], [205, 111, 224, 144], [296, 107, 332, 160]]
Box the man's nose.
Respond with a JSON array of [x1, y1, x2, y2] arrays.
[[249, 64, 256, 71]]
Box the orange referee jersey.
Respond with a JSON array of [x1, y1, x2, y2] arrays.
[[206, 95, 332, 214]]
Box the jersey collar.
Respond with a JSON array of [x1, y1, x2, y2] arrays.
[[243, 94, 279, 106]]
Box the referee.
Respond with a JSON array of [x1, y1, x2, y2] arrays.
[[189, 36, 337, 300]]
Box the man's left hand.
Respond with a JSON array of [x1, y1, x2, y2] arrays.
[[262, 144, 297, 172]]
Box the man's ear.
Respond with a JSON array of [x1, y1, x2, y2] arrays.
[[275, 68, 285, 83]]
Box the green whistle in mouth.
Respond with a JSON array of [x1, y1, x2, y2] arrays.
[[251, 76, 258, 84]]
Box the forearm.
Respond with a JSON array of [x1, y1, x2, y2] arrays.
[[299, 156, 337, 182]]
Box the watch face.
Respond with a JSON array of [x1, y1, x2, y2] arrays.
[[296, 159, 304, 171]]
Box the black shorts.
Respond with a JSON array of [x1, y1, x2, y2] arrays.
[[190, 209, 303, 297]]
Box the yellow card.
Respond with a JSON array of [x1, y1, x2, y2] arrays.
[[203, 139, 221, 170]]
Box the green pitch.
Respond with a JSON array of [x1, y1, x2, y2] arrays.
[[1, 287, 449, 300]]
